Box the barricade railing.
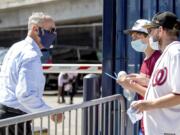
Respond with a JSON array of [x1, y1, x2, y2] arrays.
[[0, 94, 125, 135]]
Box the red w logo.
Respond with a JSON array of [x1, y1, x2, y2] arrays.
[[152, 67, 167, 87]]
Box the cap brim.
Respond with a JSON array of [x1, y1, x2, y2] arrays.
[[123, 29, 148, 35], [123, 29, 142, 34], [143, 22, 160, 29]]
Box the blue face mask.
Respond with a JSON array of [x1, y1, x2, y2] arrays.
[[38, 27, 57, 49], [131, 39, 147, 52], [149, 36, 159, 50]]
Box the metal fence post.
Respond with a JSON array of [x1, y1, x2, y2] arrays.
[[82, 74, 101, 135]]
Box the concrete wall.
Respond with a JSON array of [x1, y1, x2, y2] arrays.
[[0, 0, 56, 9], [0, 0, 103, 28]]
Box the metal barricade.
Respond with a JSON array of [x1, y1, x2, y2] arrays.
[[0, 94, 125, 135]]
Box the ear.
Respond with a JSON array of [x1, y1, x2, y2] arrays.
[[32, 25, 39, 33], [159, 26, 164, 33], [158, 26, 165, 36]]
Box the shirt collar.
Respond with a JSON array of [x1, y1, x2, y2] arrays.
[[25, 36, 42, 57]]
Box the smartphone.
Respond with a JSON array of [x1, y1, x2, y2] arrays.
[[105, 72, 117, 80]]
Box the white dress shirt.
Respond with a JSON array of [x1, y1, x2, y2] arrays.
[[0, 36, 51, 113]]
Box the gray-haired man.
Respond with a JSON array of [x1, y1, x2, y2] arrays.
[[0, 12, 62, 135]]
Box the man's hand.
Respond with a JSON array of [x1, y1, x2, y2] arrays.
[[51, 113, 63, 123], [116, 76, 136, 91], [116, 73, 148, 96], [127, 73, 149, 86], [131, 100, 154, 113]]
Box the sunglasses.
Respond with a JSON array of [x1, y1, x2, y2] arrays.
[[40, 27, 56, 34], [48, 27, 56, 33], [147, 27, 159, 34]]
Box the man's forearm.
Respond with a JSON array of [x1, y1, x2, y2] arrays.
[[131, 92, 180, 112], [130, 82, 146, 97], [152, 93, 180, 109]]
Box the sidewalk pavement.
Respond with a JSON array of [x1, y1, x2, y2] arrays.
[[43, 94, 83, 108], [34, 95, 83, 135]]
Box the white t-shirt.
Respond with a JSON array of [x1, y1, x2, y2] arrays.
[[58, 73, 78, 87], [144, 41, 180, 135]]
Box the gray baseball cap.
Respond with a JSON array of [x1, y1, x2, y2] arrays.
[[124, 19, 151, 34]]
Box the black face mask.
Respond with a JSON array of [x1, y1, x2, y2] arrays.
[[38, 27, 57, 49]]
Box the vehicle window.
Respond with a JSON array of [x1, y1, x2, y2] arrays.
[[51, 46, 78, 63], [40, 46, 102, 64], [79, 49, 101, 63]]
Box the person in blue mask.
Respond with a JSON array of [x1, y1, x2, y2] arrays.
[[117, 19, 161, 135], [0, 12, 62, 135], [118, 19, 161, 97]]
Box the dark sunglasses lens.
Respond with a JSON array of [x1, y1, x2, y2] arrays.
[[41, 28, 56, 33], [51, 28, 56, 33], [147, 27, 159, 34]]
